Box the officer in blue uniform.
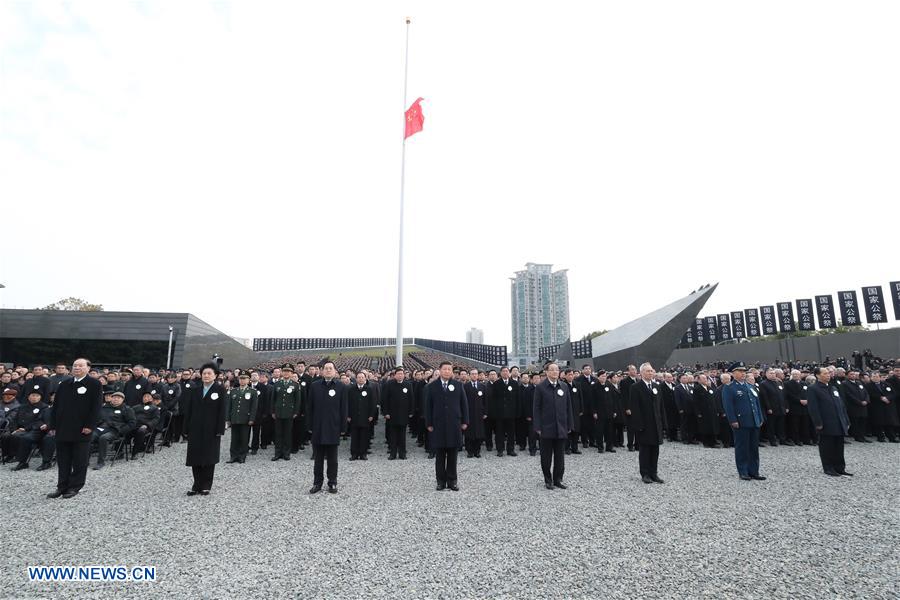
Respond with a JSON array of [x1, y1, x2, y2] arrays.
[[721, 362, 766, 481]]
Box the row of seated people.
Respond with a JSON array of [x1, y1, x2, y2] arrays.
[[0, 387, 170, 471]]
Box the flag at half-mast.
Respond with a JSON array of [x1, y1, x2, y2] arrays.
[[404, 98, 425, 139]]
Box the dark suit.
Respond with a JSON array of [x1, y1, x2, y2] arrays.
[[307, 378, 348, 487], [533, 379, 574, 484], [808, 381, 850, 473], [382, 380, 414, 459], [840, 379, 869, 441], [674, 383, 695, 444], [425, 379, 469, 485], [463, 381, 487, 456], [490, 379, 519, 455], [628, 380, 665, 478], [183, 382, 227, 491], [48, 376, 102, 494], [347, 383, 377, 458]]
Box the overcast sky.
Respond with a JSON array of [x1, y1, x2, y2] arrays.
[[1, 2, 897, 347]]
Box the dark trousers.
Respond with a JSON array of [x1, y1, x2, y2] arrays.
[[515, 418, 528, 449], [388, 423, 407, 457], [484, 417, 495, 449], [818, 434, 846, 473], [230, 424, 250, 460], [191, 464, 215, 491], [638, 443, 660, 477], [580, 414, 595, 446], [567, 430, 580, 451], [313, 443, 338, 486], [435, 447, 458, 484], [165, 414, 184, 443], [527, 420, 539, 453], [627, 423, 638, 449], [291, 417, 304, 452], [850, 416, 868, 441], [464, 435, 482, 455], [718, 418, 734, 447], [788, 412, 811, 444], [767, 414, 786, 443], [732, 426, 760, 477], [131, 427, 152, 454], [7, 431, 53, 464], [614, 422, 625, 446], [679, 413, 694, 443], [93, 431, 121, 464], [55, 439, 90, 492], [540, 437, 566, 483], [273, 418, 293, 458], [350, 425, 369, 458], [250, 416, 270, 450], [595, 418, 614, 451], [494, 418, 516, 453]]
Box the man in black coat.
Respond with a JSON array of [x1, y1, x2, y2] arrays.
[[627, 363, 666, 484], [382, 368, 414, 460], [807, 367, 852, 476], [250, 371, 273, 452], [759, 369, 790, 446], [784, 369, 811, 445], [347, 372, 377, 460], [463, 368, 487, 458], [660, 372, 679, 442], [533, 363, 574, 490], [564, 369, 584, 454], [575, 365, 597, 448], [425, 362, 469, 491], [3, 391, 53, 471], [123, 364, 149, 407], [307, 361, 348, 494], [46, 358, 103, 499], [840, 368, 870, 442], [19, 365, 51, 403], [693, 374, 720, 448], [674, 373, 696, 445], [490, 367, 519, 457]]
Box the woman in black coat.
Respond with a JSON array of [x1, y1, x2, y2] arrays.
[[182, 363, 226, 496]]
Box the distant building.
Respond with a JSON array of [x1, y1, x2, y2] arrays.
[[510, 263, 571, 361], [465, 328, 484, 344]]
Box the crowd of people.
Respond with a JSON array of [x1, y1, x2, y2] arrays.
[[2, 353, 897, 497]]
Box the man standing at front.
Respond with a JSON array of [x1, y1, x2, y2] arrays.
[[721, 362, 766, 481], [533, 363, 573, 490], [425, 361, 469, 491], [807, 366, 853, 477], [47, 358, 102, 499], [307, 361, 348, 494], [627, 362, 665, 484]]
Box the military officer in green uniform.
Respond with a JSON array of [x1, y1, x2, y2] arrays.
[[226, 373, 258, 464], [270, 364, 301, 461]]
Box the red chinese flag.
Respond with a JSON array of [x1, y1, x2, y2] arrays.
[[404, 97, 425, 139]]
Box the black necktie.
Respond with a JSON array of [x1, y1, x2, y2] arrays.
[[442, 382, 447, 391]]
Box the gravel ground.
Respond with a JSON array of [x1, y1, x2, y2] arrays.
[[1, 430, 898, 599]]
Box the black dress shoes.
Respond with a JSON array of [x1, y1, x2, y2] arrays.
[[436, 482, 446, 491], [740, 475, 752, 481], [270, 455, 281, 461], [187, 490, 198, 496], [824, 469, 841, 477], [327, 484, 337, 494], [508, 451, 518, 457], [750, 475, 767, 481], [448, 481, 459, 491], [837, 470, 854, 476], [553, 481, 567, 489], [642, 475, 653, 484], [12, 463, 28, 471], [47, 489, 65, 499], [62, 490, 79, 499], [309, 485, 323, 494], [650, 476, 664, 484], [226, 458, 238, 464], [544, 481, 554, 490], [199, 490, 210, 496], [36, 462, 52, 471]]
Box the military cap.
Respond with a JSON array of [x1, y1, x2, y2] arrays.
[[728, 361, 748, 372]]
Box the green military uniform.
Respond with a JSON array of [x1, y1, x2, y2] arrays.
[[227, 384, 259, 462], [271, 378, 301, 460]]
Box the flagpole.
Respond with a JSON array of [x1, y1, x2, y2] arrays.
[[396, 17, 411, 368]]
